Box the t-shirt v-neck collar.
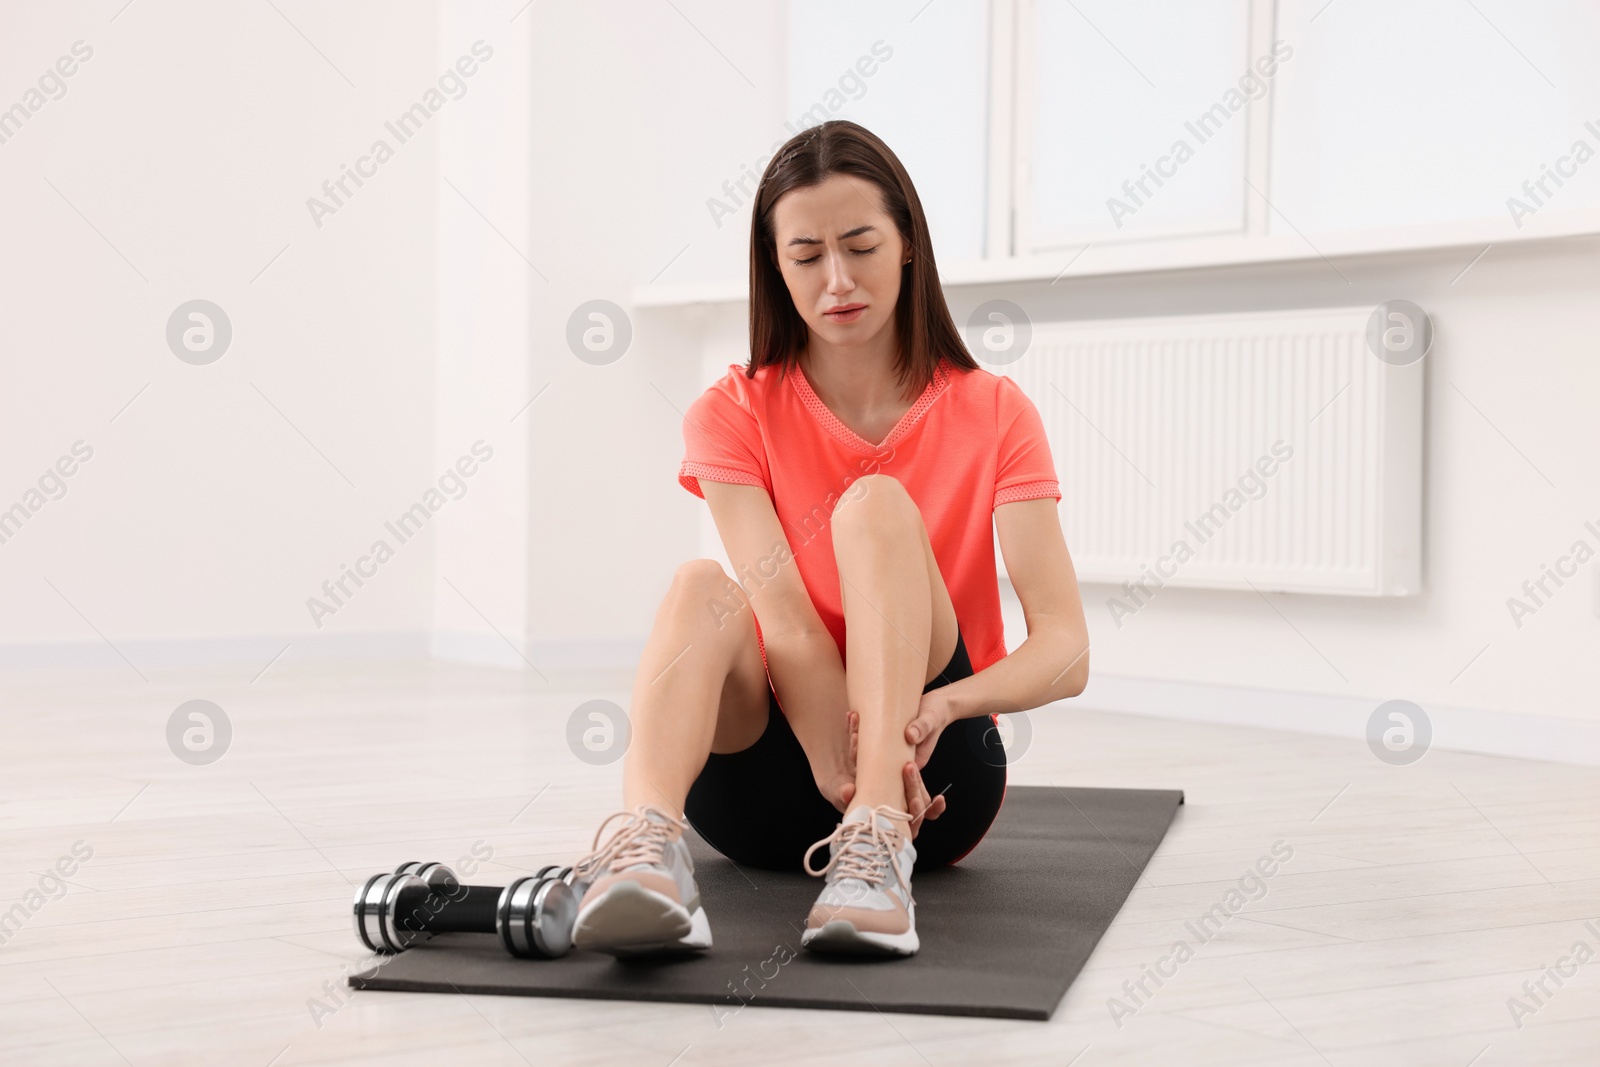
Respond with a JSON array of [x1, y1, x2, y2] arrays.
[[789, 357, 951, 455]]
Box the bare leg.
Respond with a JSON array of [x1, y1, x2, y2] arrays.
[[621, 560, 770, 821], [830, 475, 959, 839]]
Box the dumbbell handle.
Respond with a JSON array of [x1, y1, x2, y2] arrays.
[[392, 883, 501, 936]]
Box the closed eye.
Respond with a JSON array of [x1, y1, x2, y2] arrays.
[[791, 247, 880, 267]]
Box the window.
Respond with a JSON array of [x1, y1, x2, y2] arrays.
[[1024, 0, 1253, 248]]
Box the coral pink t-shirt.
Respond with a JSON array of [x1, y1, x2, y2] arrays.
[[678, 356, 1061, 678]]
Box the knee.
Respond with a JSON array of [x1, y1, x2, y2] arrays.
[[668, 559, 751, 630], [669, 559, 742, 604], [832, 474, 917, 536], [672, 558, 729, 590]]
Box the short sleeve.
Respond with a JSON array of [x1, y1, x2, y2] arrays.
[[994, 374, 1061, 509], [678, 376, 769, 500]]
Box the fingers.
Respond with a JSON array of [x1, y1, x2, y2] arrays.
[[901, 761, 945, 826], [910, 716, 939, 769], [902, 767, 928, 831], [905, 762, 927, 808], [902, 761, 939, 837], [907, 699, 944, 749]]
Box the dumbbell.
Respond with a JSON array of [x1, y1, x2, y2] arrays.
[[353, 860, 584, 959]]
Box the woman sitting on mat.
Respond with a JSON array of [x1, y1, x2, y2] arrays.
[[570, 119, 1090, 959]]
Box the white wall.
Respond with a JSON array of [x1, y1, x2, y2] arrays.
[[1, 1, 787, 671], [0, 1, 443, 663], [516, 0, 787, 657], [1014, 238, 1600, 728], [0, 0, 547, 669], [6, 2, 1594, 750], [430, 1, 533, 666]]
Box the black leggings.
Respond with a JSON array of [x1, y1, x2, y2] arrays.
[[683, 628, 1007, 872]]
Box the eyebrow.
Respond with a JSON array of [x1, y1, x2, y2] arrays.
[[786, 224, 878, 248]]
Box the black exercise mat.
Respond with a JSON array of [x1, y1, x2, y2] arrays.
[[349, 785, 1184, 1021]]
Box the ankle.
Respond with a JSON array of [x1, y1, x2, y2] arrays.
[[846, 797, 911, 838], [636, 799, 688, 825], [620, 790, 686, 823]]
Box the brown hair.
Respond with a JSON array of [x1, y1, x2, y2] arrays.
[[746, 120, 977, 399]]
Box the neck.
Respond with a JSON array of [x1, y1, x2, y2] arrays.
[[799, 329, 911, 408]]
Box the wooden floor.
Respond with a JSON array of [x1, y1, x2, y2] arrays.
[[2, 658, 1597, 1066]]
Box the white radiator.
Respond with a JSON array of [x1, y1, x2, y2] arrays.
[[997, 306, 1423, 596]]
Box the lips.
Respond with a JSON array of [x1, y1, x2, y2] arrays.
[[824, 304, 866, 322]]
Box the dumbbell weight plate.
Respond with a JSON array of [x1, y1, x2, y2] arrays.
[[496, 874, 577, 959], [540, 864, 589, 896], [529, 875, 577, 958], [530, 864, 589, 905], [551, 865, 590, 902], [355, 862, 467, 954], [354, 871, 430, 954], [394, 861, 458, 891]]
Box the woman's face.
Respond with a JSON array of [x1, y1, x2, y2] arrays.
[[769, 174, 910, 349]]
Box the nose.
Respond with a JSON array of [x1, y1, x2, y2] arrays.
[[824, 248, 854, 296]]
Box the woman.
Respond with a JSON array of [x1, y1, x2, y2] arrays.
[[570, 120, 1089, 959]]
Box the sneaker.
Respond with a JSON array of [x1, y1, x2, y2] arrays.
[[570, 803, 712, 957], [800, 803, 919, 956]]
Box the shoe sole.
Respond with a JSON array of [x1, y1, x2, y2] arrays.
[[800, 910, 919, 957], [572, 879, 711, 957]]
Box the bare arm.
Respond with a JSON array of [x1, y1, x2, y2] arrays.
[[929, 497, 1089, 729], [699, 481, 855, 801]]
